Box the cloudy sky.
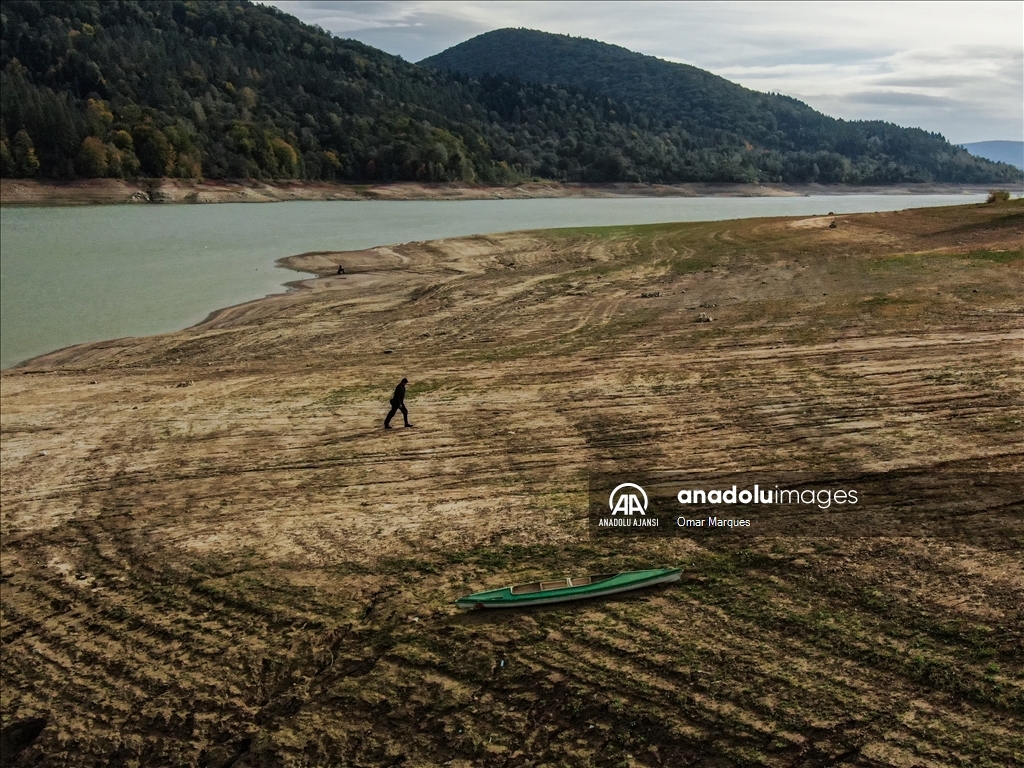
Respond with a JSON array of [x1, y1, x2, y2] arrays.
[[261, 1, 1023, 144]]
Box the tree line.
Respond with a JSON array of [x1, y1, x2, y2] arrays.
[[1, 1, 1019, 186]]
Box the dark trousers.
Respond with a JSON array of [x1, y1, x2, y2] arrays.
[[385, 403, 409, 427]]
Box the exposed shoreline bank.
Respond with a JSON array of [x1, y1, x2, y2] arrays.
[[2, 177, 1014, 207]]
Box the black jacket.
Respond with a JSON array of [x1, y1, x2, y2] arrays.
[[390, 383, 406, 407]]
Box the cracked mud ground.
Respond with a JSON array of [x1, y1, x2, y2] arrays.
[[2, 201, 1022, 767]]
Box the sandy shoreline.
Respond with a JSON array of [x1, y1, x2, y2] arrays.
[[1, 177, 1014, 206]]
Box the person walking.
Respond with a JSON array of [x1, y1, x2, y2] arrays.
[[384, 377, 413, 428]]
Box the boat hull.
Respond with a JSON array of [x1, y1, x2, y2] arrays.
[[456, 568, 682, 609]]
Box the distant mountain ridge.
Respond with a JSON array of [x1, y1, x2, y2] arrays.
[[422, 28, 1022, 185], [961, 142, 1024, 171], [1, 4, 1019, 186]]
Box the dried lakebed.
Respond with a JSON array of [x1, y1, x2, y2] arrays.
[[1, 201, 1022, 766]]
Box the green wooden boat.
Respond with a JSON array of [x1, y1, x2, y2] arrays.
[[455, 567, 682, 609]]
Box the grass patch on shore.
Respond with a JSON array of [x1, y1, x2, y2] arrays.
[[876, 248, 1024, 269], [952, 248, 1024, 263], [321, 384, 381, 406]]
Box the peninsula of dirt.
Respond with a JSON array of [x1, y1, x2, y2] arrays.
[[2, 201, 1022, 766]]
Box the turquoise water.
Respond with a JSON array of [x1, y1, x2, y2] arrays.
[[0, 194, 985, 368]]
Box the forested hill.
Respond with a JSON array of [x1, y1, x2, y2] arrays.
[[422, 28, 796, 139], [1, 3, 1019, 186], [423, 28, 1023, 185], [0, 0, 514, 182]]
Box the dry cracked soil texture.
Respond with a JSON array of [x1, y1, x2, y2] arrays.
[[1, 200, 1023, 767]]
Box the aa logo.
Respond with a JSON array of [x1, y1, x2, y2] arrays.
[[609, 483, 648, 516]]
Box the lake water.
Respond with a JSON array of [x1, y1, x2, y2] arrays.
[[0, 194, 985, 368]]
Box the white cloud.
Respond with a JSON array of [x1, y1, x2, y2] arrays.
[[259, 1, 1024, 143]]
